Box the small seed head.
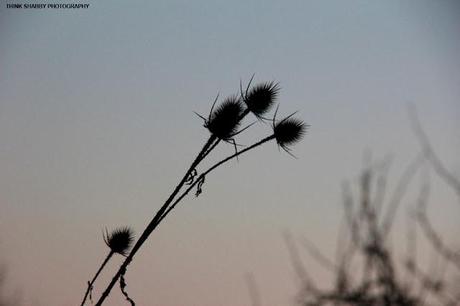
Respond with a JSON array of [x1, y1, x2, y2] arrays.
[[273, 117, 307, 152], [206, 95, 243, 139], [243, 81, 280, 118], [103, 226, 135, 256]]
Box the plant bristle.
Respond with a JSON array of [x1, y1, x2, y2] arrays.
[[104, 227, 135, 256], [274, 118, 306, 149], [244, 82, 279, 117], [207, 96, 243, 139]]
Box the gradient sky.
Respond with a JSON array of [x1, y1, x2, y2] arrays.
[[1, 1, 459, 305]]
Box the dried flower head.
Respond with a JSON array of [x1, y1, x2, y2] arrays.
[[103, 227, 135, 256], [241, 80, 280, 119], [204, 95, 244, 140], [272, 108, 307, 154]]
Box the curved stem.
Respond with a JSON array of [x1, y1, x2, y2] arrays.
[[158, 134, 276, 224], [94, 136, 216, 305], [93, 110, 257, 305], [94, 134, 274, 306], [80, 251, 114, 306]]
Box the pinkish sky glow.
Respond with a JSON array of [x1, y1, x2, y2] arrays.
[[1, 1, 459, 305]]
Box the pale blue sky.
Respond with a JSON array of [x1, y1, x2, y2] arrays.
[[1, 1, 459, 305]]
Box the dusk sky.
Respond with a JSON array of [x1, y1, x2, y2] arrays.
[[1, 1, 459, 305]]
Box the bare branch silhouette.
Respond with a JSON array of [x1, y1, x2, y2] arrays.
[[409, 105, 460, 199], [409, 106, 460, 270], [292, 158, 459, 305], [290, 107, 459, 306]]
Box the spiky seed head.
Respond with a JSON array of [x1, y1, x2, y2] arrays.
[[273, 118, 306, 151], [103, 226, 135, 256], [206, 95, 243, 139], [243, 82, 280, 118]]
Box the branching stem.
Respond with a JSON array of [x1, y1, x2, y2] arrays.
[[158, 134, 276, 223], [80, 251, 114, 306], [93, 134, 275, 305], [93, 135, 216, 305]]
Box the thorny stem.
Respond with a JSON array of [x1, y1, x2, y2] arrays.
[[80, 251, 114, 306], [93, 108, 262, 305], [198, 108, 251, 161], [158, 134, 276, 224], [94, 135, 275, 305], [94, 135, 216, 305]]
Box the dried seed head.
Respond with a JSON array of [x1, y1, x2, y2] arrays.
[[273, 117, 307, 153], [206, 95, 243, 139], [103, 226, 135, 256], [243, 81, 280, 118]]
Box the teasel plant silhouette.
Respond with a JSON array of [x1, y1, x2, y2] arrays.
[[80, 77, 307, 306], [80, 227, 134, 306]]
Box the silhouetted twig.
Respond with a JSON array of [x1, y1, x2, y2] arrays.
[[80, 227, 134, 306], [86, 79, 306, 305], [119, 268, 135, 306], [80, 252, 113, 306]]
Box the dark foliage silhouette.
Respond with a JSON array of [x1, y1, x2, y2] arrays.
[[286, 110, 459, 306], [287, 164, 459, 305], [79, 78, 306, 305]]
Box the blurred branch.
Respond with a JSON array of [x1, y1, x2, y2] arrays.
[[245, 273, 261, 306], [381, 154, 423, 238], [409, 104, 460, 199], [409, 105, 460, 270], [300, 237, 337, 273], [283, 231, 319, 296], [294, 154, 458, 305], [416, 205, 460, 270]]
